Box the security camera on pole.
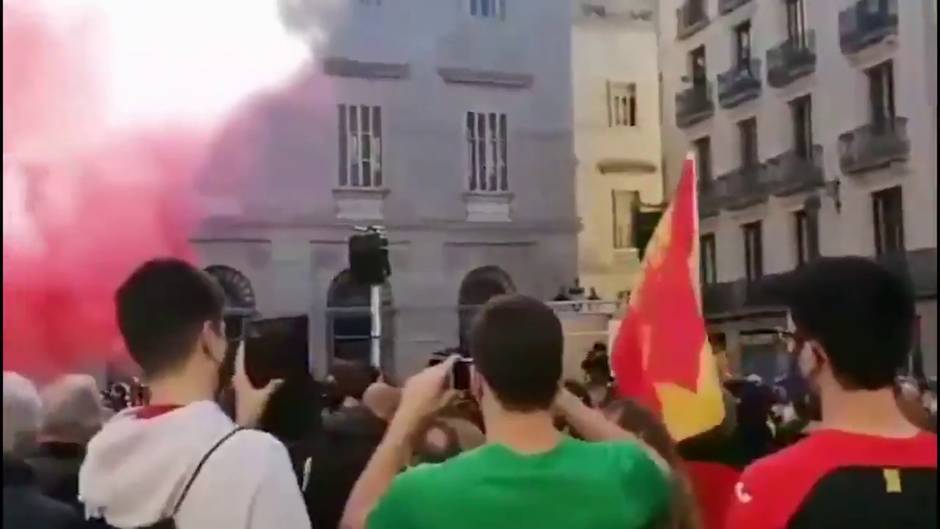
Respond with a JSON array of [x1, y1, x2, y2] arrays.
[[348, 226, 391, 369]]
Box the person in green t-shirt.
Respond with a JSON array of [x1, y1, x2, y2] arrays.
[[341, 295, 672, 529]]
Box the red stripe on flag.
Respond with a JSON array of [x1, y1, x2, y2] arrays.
[[612, 155, 707, 417]]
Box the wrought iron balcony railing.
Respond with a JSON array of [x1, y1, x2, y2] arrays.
[[721, 163, 771, 211], [676, 81, 715, 128], [676, 0, 709, 40], [838, 117, 909, 174], [719, 0, 752, 16], [718, 58, 762, 109], [765, 145, 825, 197], [839, 0, 899, 55], [767, 31, 817, 88]]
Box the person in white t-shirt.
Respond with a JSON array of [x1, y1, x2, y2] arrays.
[[79, 258, 311, 529]]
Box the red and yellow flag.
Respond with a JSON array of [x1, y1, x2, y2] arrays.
[[611, 153, 724, 441]]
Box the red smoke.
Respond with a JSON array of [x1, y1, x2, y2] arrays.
[[2, 0, 307, 377]]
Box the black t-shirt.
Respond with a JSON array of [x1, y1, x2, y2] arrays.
[[726, 430, 937, 529]]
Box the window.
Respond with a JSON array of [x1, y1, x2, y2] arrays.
[[738, 118, 759, 167], [743, 222, 763, 282], [700, 234, 717, 285], [608, 82, 638, 127], [690, 46, 707, 86], [694, 136, 713, 183], [868, 61, 895, 132], [794, 210, 818, 267], [735, 21, 752, 70], [470, 0, 505, 19], [873, 187, 905, 256], [791, 95, 813, 160], [612, 191, 638, 250], [785, 0, 808, 44], [466, 112, 508, 192], [339, 104, 383, 188]]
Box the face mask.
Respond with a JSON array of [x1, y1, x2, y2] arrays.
[[787, 348, 822, 422]]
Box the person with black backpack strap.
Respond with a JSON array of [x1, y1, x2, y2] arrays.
[[79, 260, 311, 529]]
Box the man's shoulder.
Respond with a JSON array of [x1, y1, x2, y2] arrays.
[[740, 432, 830, 485], [206, 428, 293, 477], [575, 438, 666, 476]]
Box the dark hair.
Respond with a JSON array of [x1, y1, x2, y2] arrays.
[[469, 295, 563, 412], [116, 259, 225, 376], [259, 374, 324, 443], [779, 256, 915, 390], [605, 399, 702, 529], [330, 361, 378, 402]]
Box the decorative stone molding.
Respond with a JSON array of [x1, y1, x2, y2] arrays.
[[322, 57, 410, 80], [437, 67, 533, 89], [597, 159, 657, 175], [463, 192, 513, 223], [333, 187, 389, 221]]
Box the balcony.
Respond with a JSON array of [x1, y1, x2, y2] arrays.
[[839, 0, 899, 56], [876, 249, 938, 299], [765, 146, 825, 197], [838, 117, 910, 174], [676, 0, 709, 40], [703, 274, 789, 317], [675, 82, 715, 128], [717, 59, 762, 109], [698, 178, 725, 218], [720, 163, 771, 211], [767, 31, 817, 88], [719, 0, 751, 15]]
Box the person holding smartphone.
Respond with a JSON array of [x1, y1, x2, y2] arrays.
[[341, 294, 671, 529], [78, 259, 310, 529]]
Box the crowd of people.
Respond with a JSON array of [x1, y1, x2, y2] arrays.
[[3, 256, 937, 529]]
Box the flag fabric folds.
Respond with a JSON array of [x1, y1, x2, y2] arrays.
[[611, 153, 724, 442]]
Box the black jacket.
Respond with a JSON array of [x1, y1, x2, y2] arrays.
[[302, 406, 387, 529], [26, 441, 86, 509], [3, 455, 84, 529]]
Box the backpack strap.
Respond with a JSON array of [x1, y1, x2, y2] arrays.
[[170, 427, 245, 516]]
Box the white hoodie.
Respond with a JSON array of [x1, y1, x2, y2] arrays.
[[79, 401, 311, 529]]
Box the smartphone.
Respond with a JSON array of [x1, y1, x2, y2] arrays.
[[244, 316, 310, 387], [428, 353, 472, 391], [452, 358, 472, 391]]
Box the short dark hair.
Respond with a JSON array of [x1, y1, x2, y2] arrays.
[[781, 256, 915, 390], [330, 361, 378, 401], [116, 259, 225, 376], [469, 294, 562, 412]]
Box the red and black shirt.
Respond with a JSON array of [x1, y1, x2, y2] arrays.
[[726, 430, 937, 529]]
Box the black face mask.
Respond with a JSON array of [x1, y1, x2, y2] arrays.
[[786, 355, 822, 422], [214, 341, 239, 419]]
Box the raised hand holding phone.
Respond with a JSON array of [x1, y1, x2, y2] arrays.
[[390, 355, 460, 436], [232, 340, 284, 428]]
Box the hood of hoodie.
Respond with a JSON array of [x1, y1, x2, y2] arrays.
[[78, 401, 236, 527]]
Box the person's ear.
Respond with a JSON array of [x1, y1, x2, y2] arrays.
[[200, 321, 225, 363], [471, 366, 484, 402]]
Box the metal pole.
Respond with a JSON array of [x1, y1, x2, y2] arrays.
[[370, 284, 382, 369]]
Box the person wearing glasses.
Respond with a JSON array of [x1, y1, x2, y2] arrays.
[[726, 257, 937, 529]]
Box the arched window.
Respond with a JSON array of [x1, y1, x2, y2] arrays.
[[204, 265, 256, 311], [327, 270, 393, 369], [458, 266, 516, 347]]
